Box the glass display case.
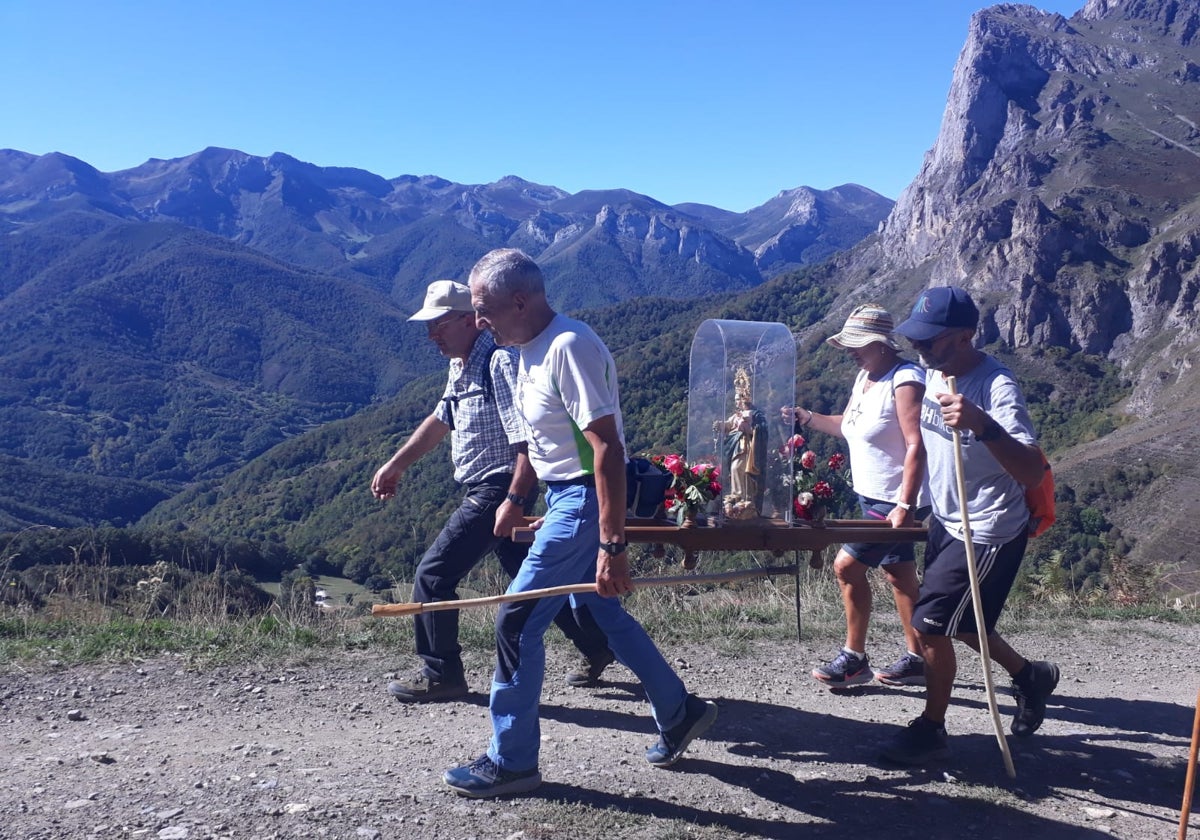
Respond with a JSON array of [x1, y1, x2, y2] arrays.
[[686, 319, 796, 524]]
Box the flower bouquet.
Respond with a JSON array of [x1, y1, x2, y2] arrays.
[[648, 454, 722, 527], [776, 434, 855, 523]]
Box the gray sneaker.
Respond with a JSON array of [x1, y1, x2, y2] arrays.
[[443, 754, 541, 799], [387, 671, 469, 703], [873, 653, 927, 687], [565, 650, 616, 687]]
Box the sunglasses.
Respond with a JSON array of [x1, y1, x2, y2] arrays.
[[908, 329, 960, 351]]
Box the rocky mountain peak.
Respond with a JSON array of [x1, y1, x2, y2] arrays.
[[1080, 0, 1200, 44]]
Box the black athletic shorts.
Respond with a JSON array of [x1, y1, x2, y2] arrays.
[[911, 516, 1027, 637]]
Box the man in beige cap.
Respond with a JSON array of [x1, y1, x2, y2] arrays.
[[371, 279, 613, 702]]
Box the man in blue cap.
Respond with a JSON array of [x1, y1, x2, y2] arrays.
[[882, 285, 1060, 765]]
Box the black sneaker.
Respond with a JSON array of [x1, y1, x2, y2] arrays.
[[443, 754, 541, 799], [873, 653, 927, 687], [1011, 660, 1060, 736], [813, 650, 872, 688], [565, 649, 616, 687], [386, 671, 469, 703], [880, 716, 950, 765], [645, 694, 718, 767]]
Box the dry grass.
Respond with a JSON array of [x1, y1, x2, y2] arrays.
[[2, 540, 1196, 670]]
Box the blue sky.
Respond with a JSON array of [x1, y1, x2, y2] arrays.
[[3, 0, 1081, 212]]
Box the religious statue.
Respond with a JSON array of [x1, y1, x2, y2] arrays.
[[717, 367, 769, 519]]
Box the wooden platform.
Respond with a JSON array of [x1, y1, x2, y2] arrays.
[[514, 516, 926, 553]]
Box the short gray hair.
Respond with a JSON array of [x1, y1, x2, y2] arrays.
[[469, 248, 545, 296]]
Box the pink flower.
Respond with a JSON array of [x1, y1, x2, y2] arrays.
[[800, 450, 817, 470], [789, 434, 806, 450], [709, 480, 722, 495], [828, 452, 846, 471], [813, 480, 835, 500], [663, 454, 685, 476]]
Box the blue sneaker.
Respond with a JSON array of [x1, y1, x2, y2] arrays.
[[813, 649, 872, 689], [646, 694, 718, 767], [443, 754, 541, 799], [873, 652, 927, 687]]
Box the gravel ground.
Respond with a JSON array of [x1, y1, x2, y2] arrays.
[[2, 618, 1198, 839]]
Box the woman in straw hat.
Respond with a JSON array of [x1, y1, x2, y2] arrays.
[[784, 303, 930, 690]]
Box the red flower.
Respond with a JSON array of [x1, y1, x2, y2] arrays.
[[800, 450, 817, 470], [709, 480, 722, 495], [813, 480, 835, 500], [663, 454, 685, 476], [828, 452, 846, 471], [793, 497, 811, 519], [789, 434, 806, 451]]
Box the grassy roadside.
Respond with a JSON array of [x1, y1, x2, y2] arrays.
[[3, 555, 1196, 670]]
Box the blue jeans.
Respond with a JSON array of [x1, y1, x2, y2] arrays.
[[412, 475, 610, 682], [487, 481, 689, 772]]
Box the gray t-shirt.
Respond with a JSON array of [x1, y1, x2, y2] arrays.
[[920, 355, 1036, 544]]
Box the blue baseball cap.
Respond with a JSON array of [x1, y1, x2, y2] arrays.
[[895, 286, 980, 341]]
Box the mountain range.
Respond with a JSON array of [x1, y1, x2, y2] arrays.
[[3, 0, 1199, 598], [0, 141, 889, 527]]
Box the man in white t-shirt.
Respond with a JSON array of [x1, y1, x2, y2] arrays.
[[440, 248, 717, 799], [881, 286, 1060, 766]]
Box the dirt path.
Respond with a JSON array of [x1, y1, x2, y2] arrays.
[[2, 619, 1198, 839]]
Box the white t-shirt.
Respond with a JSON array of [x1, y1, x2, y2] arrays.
[[516, 313, 626, 481], [840, 362, 929, 506]]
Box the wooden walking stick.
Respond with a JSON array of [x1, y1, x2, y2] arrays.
[[946, 375, 1016, 779], [1180, 683, 1200, 839], [371, 564, 799, 617]]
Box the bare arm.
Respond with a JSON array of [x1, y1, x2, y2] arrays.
[[782, 406, 845, 439], [370, 414, 450, 500], [888, 381, 927, 527], [583, 414, 630, 598], [493, 445, 540, 538]]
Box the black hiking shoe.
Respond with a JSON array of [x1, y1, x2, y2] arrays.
[[880, 715, 950, 765], [1011, 660, 1060, 736]]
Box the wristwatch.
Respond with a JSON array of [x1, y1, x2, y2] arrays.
[[599, 540, 629, 556], [976, 420, 1003, 442], [506, 492, 528, 506]]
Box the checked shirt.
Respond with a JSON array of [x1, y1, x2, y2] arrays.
[[434, 331, 526, 484]]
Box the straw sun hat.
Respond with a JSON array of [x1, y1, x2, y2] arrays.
[[825, 303, 901, 350]]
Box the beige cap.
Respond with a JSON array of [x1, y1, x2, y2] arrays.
[[408, 280, 475, 321]]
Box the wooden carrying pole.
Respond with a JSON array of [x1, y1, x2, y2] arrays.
[[1180, 683, 1200, 839], [371, 564, 798, 617], [947, 375, 1016, 779]]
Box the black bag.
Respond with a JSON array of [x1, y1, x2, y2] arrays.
[[626, 457, 671, 518]]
